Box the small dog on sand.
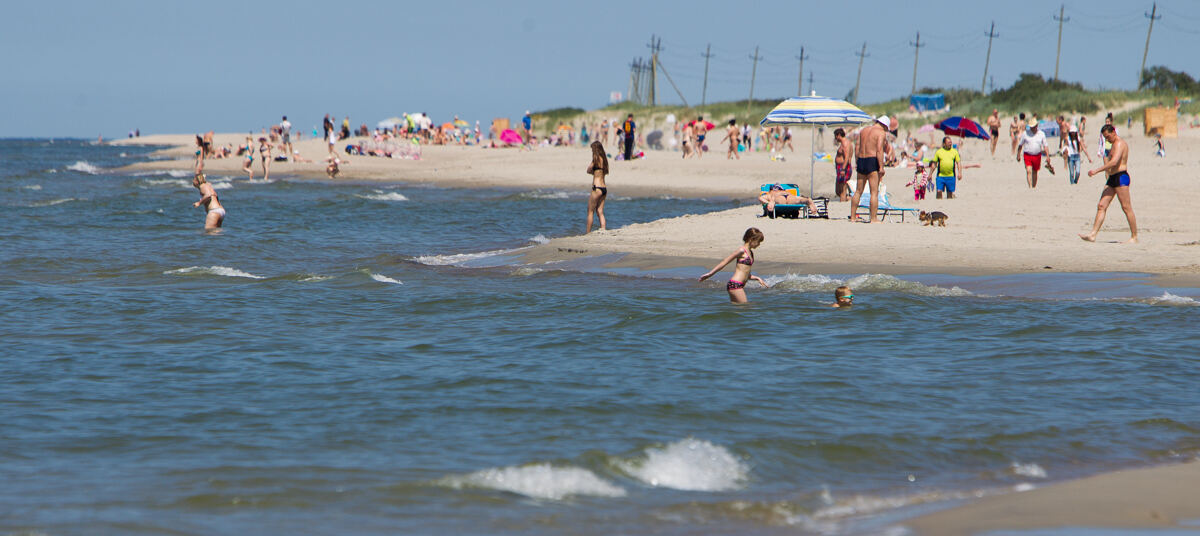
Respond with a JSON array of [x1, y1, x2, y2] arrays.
[[919, 210, 948, 227]]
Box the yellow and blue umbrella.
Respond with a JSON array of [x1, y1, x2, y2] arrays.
[[761, 96, 873, 196]]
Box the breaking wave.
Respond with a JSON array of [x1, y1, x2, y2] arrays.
[[66, 161, 101, 174], [438, 464, 625, 500], [164, 266, 264, 279], [614, 438, 748, 492], [356, 190, 409, 202], [765, 273, 973, 297]]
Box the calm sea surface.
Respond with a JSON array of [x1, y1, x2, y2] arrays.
[[2, 139, 1198, 535]]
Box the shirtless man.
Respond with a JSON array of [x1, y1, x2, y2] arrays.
[[722, 119, 740, 160], [849, 116, 889, 222], [986, 109, 1001, 156], [834, 128, 853, 201], [1080, 125, 1137, 243], [1014, 113, 1027, 159], [691, 117, 708, 159], [191, 173, 225, 230]]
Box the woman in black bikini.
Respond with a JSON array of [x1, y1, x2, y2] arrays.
[[699, 227, 768, 304], [585, 141, 608, 233]]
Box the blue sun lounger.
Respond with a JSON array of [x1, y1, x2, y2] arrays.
[[760, 183, 809, 219], [854, 191, 919, 222]]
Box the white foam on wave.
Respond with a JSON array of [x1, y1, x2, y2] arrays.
[[510, 267, 544, 277], [765, 273, 973, 297], [1139, 292, 1199, 307], [520, 190, 572, 200], [141, 178, 191, 189], [369, 273, 403, 285], [1010, 461, 1047, 479], [23, 184, 42, 190], [529, 234, 550, 244], [804, 487, 991, 522], [439, 464, 626, 500], [66, 161, 101, 174], [134, 169, 193, 178], [356, 190, 409, 201], [615, 438, 748, 492], [164, 266, 264, 279], [210, 180, 234, 190], [29, 198, 84, 207], [298, 274, 334, 282], [413, 247, 527, 267]]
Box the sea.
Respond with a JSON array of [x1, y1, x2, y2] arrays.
[[2, 139, 1198, 536]]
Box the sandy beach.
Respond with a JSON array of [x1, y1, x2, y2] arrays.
[[116, 113, 1200, 283]]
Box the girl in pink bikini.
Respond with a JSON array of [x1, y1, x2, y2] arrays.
[[699, 227, 768, 303]]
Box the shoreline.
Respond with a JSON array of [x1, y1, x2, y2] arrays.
[[898, 459, 1200, 535], [113, 127, 1200, 280]]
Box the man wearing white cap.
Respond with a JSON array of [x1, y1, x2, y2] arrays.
[[849, 115, 890, 222]]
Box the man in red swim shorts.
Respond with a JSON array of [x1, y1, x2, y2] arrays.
[[1018, 122, 1049, 188], [833, 128, 853, 201]]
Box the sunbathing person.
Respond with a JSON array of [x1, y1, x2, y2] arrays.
[[758, 184, 813, 213]]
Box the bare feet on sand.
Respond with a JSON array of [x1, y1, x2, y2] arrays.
[[1079, 233, 1096, 242]]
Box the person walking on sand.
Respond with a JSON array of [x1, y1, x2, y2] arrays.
[[192, 173, 225, 230], [834, 128, 853, 201], [1008, 116, 1019, 156], [1080, 125, 1137, 244], [930, 136, 962, 199], [722, 119, 740, 160], [280, 116, 292, 161], [698, 227, 768, 304], [849, 116, 889, 223], [585, 141, 609, 233], [691, 116, 708, 159], [622, 113, 636, 161], [1018, 122, 1049, 188], [1063, 124, 1090, 184], [258, 137, 272, 181], [987, 109, 1001, 156], [521, 111, 533, 148]]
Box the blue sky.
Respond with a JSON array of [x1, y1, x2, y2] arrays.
[[3, 0, 1198, 138]]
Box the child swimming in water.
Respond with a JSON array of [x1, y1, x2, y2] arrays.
[[831, 286, 854, 308], [699, 227, 767, 303]]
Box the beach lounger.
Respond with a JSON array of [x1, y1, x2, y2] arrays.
[[760, 183, 809, 219], [854, 192, 919, 222]]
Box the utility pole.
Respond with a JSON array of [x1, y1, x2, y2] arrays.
[[629, 58, 641, 104], [1140, 2, 1161, 88], [982, 21, 999, 94], [853, 42, 868, 105], [654, 56, 690, 108], [646, 35, 662, 106], [909, 32, 925, 96], [1053, 4, 1069, 81], [747, 46, 761, 113], [807, 72, 815, 96], [701, 44, 713, 106], [795, 46, 809, 96]]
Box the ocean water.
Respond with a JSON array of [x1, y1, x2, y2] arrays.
[[2, 139, 1198, 536]]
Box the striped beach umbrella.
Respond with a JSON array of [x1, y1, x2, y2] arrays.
[[760, 96, 873, 196]]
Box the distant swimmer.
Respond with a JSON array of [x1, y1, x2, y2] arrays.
[[699, 227, 767, 304], [830, 285, 854, 308], [192, 173, 225, 230], [585, 141, 608, 233], [326, 155, 340, 179], [1080, 124, 1137, 244]]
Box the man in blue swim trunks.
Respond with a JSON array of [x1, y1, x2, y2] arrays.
[[1081, 124, 1138, 243]]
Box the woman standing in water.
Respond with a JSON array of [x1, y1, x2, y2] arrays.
[[192, 173, 225, 230], [585, 141, 608, 233], [699, 227, 768, 303], [258, 137, 272, 181], [241, 136, 254, 179], [193, 135, 205, 174]]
